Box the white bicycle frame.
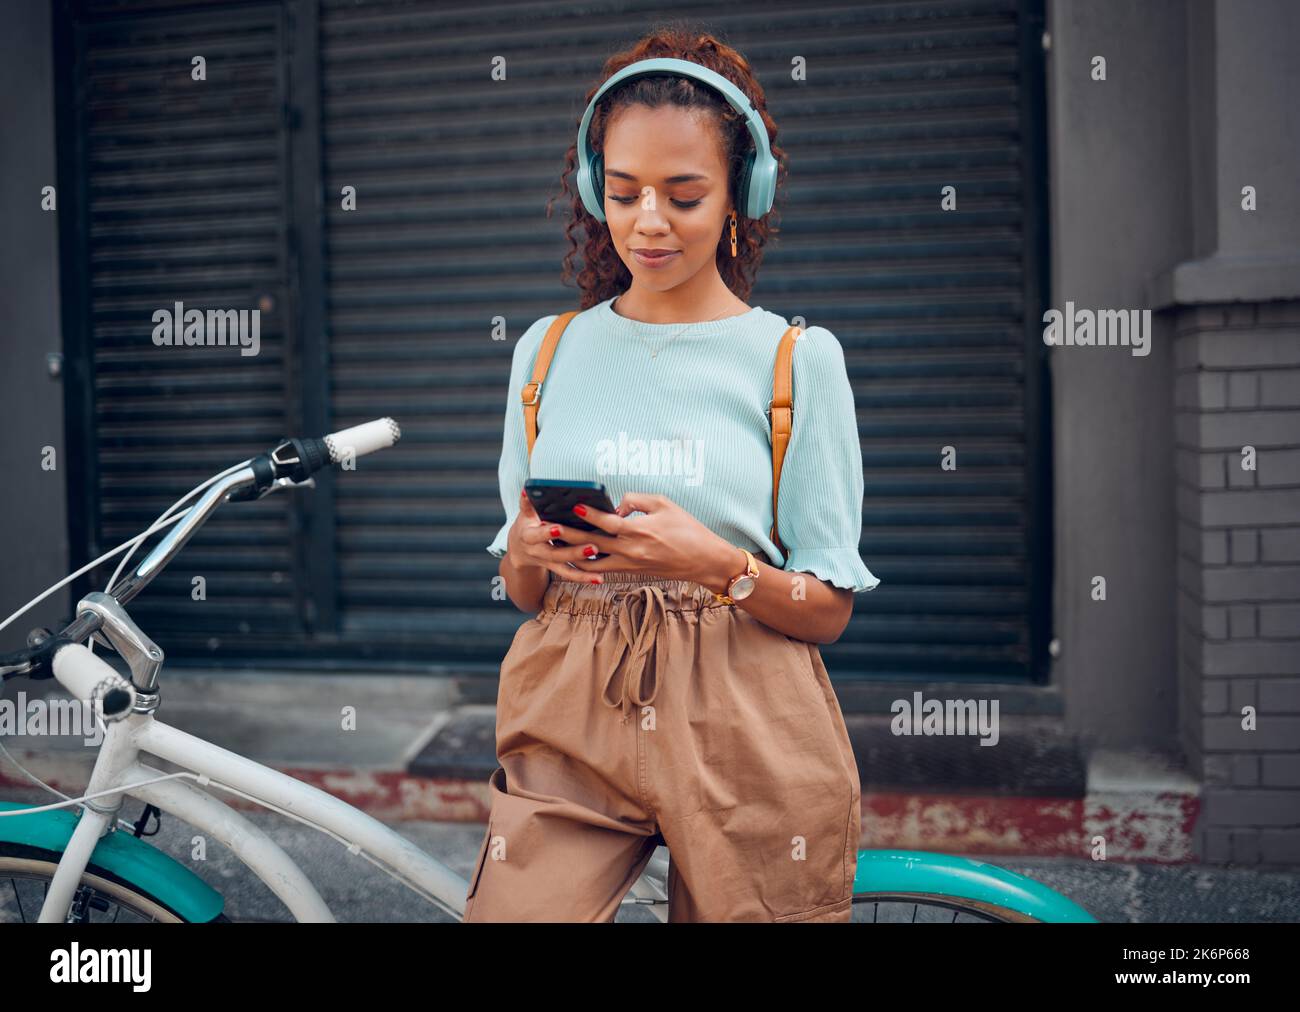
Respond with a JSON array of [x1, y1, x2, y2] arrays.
[[13, 423, 671, 923], [36, 676, 671, 922]]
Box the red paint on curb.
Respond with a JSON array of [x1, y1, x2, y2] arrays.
[[0, 762, 1200, 862]]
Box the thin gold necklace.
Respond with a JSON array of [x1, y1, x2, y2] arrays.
[[613, 296, 738, 359]]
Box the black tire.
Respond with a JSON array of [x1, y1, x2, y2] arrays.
[[0, 841, 230, 923], [852, 891, 1043, 923]]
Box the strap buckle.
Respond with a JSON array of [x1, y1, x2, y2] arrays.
[[765, 397, 791, 418], [521, 381, 542, 406]]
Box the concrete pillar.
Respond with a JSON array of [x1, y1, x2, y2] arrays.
[[1148, 0, 1300, 867]]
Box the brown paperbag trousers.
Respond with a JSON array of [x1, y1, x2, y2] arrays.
[[461, 571, 862, 922]]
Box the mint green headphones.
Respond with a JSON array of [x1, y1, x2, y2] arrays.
[[575, 57, 778, 224]]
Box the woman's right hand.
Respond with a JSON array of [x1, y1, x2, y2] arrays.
[[505, 489, 605, 584]]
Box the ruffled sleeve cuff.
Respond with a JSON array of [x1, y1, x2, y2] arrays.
[[781, 546, 881, 593], [486, 521, 510, 559]]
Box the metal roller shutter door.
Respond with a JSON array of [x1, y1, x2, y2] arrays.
[[64, 0, 1049, 682], [64, 2, 306, 657], [318, 0, 1051, 681]]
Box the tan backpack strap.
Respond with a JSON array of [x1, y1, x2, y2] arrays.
[[522, 311, 580, 459], [769, 325, 799, 555]]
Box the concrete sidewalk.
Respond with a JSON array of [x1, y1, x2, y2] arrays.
[[5, 666, 1299, 923], [0, 666, 1239, 868]]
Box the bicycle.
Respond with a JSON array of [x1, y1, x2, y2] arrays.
[[0, 420, 1097, 923]]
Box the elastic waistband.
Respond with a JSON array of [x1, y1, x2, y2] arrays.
[[541, 571, 730, 617]]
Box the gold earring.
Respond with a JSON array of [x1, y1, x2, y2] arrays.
[[729, 212, 738, 257]]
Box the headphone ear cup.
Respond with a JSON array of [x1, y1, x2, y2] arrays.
[[750, 147, 777, 217], [590, 152, 604, 210], [578, 149, 606, 222], [736, 150, 756, 218]]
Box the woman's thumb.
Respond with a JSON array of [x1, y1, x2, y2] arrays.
[[616, 491, 656, 517]]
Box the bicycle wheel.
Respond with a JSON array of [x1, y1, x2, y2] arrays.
[[852, 891, 1041, 923], [0, 842, 230, 924]]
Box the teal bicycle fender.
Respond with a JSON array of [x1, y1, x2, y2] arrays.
[[0, 801, 224, 923], [854, 849, 1098, 922]]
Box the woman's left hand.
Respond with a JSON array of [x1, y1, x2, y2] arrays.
[[551, 491, 732, 584]]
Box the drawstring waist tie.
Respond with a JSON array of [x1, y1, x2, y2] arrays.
[[541, 572, 731, 724], [602, 584, 668, 723]]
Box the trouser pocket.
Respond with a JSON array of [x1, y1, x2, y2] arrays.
[[465, 819, 493, 902], [465, 766, 507, 907]]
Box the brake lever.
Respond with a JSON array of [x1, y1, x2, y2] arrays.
[[248, 475, 317, 501], [0, 628, 70, 681]]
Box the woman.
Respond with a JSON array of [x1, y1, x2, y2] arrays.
[[463, 28, 881, 923]]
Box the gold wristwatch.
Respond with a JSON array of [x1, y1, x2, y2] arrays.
[[713, 548, 759, 605]]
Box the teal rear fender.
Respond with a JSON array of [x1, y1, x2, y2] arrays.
[[854, 849, 1098, 923], [0, 801, 224, 923]]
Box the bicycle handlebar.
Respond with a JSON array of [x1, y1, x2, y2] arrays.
[[1, 418, 401, 682], [266, 417, 403, 485], [126, 416, 402, 595], [325, 417, 403, 464]]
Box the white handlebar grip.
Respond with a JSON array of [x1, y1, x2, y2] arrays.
[[323, 417, 402, 464], [52, 643, 137, 722]]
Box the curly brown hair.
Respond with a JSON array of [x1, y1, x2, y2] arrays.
[[546, 24, 789, 311]]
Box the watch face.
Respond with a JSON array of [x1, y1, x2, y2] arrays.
[[730, 575, 757, 600]]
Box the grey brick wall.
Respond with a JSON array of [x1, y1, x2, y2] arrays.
[[1175, 299, 1300, 867]]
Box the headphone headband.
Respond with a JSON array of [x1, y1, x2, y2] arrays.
[[575, 57, 778, 223]]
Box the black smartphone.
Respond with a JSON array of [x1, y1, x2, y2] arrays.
[[523, 478, 617, 560]]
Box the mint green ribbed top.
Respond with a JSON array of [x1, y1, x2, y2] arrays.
[[487, 295, 881, 594]]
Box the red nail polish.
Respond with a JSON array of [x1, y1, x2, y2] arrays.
[[583, 545, 597, 558], [549, 526, 561, 537], [590, 577, 602, 584], [573, 504, 588, 517]]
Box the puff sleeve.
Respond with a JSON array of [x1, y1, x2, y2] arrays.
[[774, 325, 881, 593], [486, 315, 556, 558]]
